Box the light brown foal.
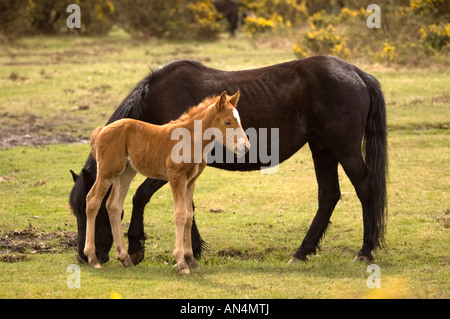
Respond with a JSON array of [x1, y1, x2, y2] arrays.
[[84, 91, 249, 274]]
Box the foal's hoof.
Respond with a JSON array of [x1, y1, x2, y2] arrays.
[[186, 258, 199, 269], [120, 256, 134, 268], [88, 256, 102, 269], [129, 248, 145, 266], [175, 261, 190, 275], [179, 267, 190, 276]]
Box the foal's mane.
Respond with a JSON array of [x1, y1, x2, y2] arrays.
[[169, 96, 218, 125]]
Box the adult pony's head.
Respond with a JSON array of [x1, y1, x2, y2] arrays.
[[212, 91, 249, 157], [69, 168, 114, 264]]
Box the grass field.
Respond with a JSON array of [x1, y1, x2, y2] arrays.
[[0, 31, 449, 299]]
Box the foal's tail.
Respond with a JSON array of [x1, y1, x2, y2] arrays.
[[358, 69, 388, 249], [89, 126, 104, 160]]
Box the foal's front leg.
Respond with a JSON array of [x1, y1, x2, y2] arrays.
[[169, 175, 190, 274], [85, 178, 111, 268]]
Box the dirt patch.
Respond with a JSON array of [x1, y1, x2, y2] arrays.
[[0, 112, 89, 149], [1, 132, 88, 149], [0, 227, 77, 263], [436, 209, 450, 229]]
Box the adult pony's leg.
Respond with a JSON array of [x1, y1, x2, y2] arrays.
[[85, 177, 112, 268], [339, 153, 374, 261], [106, 167, 136, 268], [128, 178, 167, 265], [290, 142, 341, 262]]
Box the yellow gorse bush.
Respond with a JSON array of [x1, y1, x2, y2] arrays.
[[293, 10, 350, 60], [382, 41, 397, 62], [244, 16, 276, 34], [419, 23, 450, 50], [243, 14, 292, 35]]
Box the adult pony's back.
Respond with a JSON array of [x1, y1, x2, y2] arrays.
[[69, 56, 387, 265]]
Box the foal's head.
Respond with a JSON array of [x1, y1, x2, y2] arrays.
[[213, 91, 250, 157]]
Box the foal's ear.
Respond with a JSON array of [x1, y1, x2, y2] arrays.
[[216, 91, 227, 111], [229, 91, 240, 106]]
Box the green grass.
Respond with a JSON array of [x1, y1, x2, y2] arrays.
[[0, 32, 449, 299]]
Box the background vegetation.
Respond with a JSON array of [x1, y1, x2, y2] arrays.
[[1, 0, 449, 66], [0, 0, 448, 299]]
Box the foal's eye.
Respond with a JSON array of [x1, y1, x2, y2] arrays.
[[224, 121, 231, 126]]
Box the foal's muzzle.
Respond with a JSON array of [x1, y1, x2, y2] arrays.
[[235, 140, 250, 158]]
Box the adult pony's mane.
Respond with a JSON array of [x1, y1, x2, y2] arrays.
[[169, 95, 218, 125], [108, 60, 205, 125]]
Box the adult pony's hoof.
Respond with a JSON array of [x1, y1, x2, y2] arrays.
[[288, 255, 307, 264], [353, 252, 374, 262], [288, 257, 299, 264], [129, 248, 145, 265], [76, 254, 87, 264]]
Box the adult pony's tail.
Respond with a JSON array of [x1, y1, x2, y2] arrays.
[[359, 69, 388, 249], [89, 126, 104, 160]]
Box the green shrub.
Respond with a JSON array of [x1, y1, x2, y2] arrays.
[[0, 0, 115, 40], [410, 0, 450, 19], [419, 23, 450, 51], [115, 0, 221, 40], [79, 0, 116, 35], [307, 10, 336, 28], [293, 9, 350, 60], [0, 0, 31, 41], [303, 24, 350, 59]]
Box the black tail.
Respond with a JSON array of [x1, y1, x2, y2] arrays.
[[191, 215, 208, 259], [359, 70, 388, 249]]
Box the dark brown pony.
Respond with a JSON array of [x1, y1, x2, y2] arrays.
[[213, 0, 239, 36], [70, 56, 387, 266]]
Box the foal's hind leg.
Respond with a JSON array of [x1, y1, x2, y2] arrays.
[[85, 177, 112, 268], [106, 167, 136, 268], [291, 142, 341, 262]]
